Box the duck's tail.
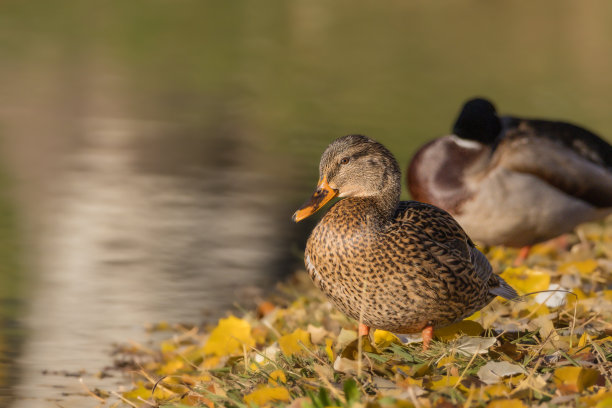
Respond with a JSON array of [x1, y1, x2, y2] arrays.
[[470, 247, 520, 301], [490, 277, 520, 301]]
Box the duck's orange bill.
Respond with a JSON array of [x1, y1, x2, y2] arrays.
[[292, 177, 338, 222]]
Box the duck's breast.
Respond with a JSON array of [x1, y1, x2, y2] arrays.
[[408, 135, 489, 213]]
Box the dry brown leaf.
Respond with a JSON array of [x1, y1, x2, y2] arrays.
[[477, 361, 527, 384], [453, 336, 497, 356]]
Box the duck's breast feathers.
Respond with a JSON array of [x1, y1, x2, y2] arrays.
[[407, 136, 488, 213], [493, 119, 612, 208]]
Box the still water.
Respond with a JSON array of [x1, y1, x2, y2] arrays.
[[1, 1, 612, 406]]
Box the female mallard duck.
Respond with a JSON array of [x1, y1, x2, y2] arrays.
[[408, 98, 612, 248], [293, 135, 517, 350]]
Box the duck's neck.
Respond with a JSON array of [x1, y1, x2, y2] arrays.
[[334, 184, 401, 228], [372, 181, 401, 220]]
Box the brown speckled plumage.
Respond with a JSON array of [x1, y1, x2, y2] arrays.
[[295, 135, 517, 335]]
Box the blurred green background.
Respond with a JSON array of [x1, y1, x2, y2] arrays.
[[1, 1, 612, 406]]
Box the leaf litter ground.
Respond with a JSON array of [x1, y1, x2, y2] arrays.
[[94, 219, 612, 407]]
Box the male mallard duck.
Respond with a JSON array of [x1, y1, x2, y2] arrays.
[[408, 98, 612, 249], [293, 135, 517, 350]]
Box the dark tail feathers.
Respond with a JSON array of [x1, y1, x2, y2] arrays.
[[490, 277, 520, 301]]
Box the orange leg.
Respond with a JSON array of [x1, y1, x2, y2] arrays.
[[513, 245, 531, 266], [358, 323, 370, 337], [554, 234, 569, 250], [422, 326, 433, 351]]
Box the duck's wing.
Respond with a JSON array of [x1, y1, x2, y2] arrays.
[[395, 201, 473, 258], [493, 118, 612, 208], [394, 201, 517, 301], [500, 117, 612, 168]]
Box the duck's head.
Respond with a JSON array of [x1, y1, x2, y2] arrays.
[[293, 134, 401, 222], [453, 98, 501, 145]]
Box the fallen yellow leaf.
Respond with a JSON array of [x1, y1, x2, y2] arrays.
[[244, 385, 291, 406], [180, 393, 214, 408], [596, 336, 612, 345], [435, 320, 483, 340], [486, 398, 527, 408], [596, 397, 612, 408], [506, 374, 526, 386], [336, 328, 358, 349], [160, 339, 177, 354], [566, 287, 589, 310], [580, 390, 612, 407], [393, 365, 414, 376], [529, 243, 558, 257], [436, 356, 455, 368], [201, 356, 222, 369], [158, 358, 185, 375], [180, 373, 212, 385], [429, 375, 468, 392], [482, 383, 511, 400], [553, 366, 600, 393], [525, 303, 550, 317], [202, 316, 255, 357], [278, 328, 314, 357], [500, 267, 550, 295], [396, 376, 423, 388], [465, 310, 481, 321], [123, 381, 174, 401], [325, 338, 335, 363], [123, 383, 152, 402], [268, 369, 287, 385], [487, 247, 514, 263], [340, 336, 378, 360], [577, 332, 591, 348], [558, 259, 598, 275], [374, 329, 400, 348]]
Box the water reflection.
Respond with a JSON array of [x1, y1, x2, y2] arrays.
[[8, 117, 303, 407]]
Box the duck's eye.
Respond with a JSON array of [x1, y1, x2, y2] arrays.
[[340, 157, 350, 165]]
